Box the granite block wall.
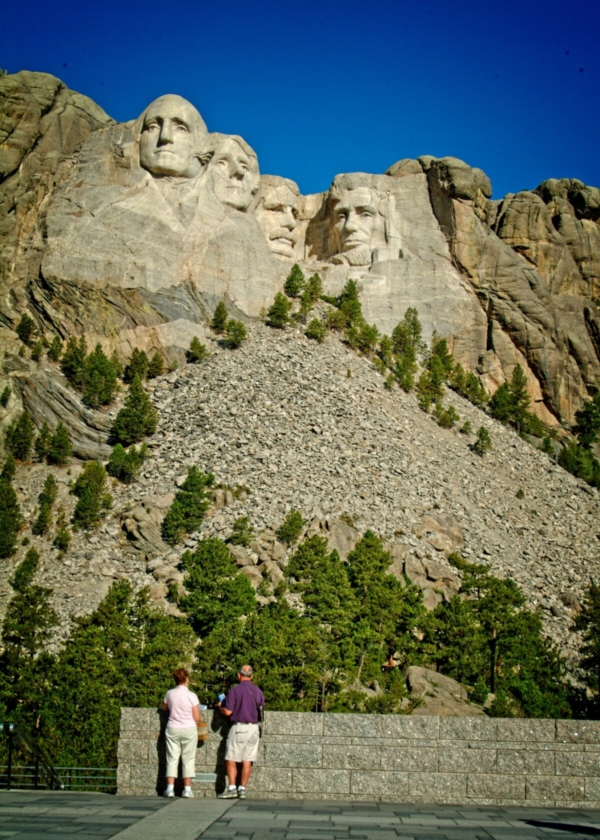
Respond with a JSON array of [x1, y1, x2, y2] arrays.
[[117, 708, 600, 807]]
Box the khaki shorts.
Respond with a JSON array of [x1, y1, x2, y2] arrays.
[[225, 723, 260, 763]]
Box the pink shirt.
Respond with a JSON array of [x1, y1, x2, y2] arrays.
[[163, 685, 200, 728]]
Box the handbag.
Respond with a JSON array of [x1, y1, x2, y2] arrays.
[[197, 719, 209, 743]]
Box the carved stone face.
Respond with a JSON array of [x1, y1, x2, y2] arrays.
[[139, 95, 207, 179], [256, 181, 300, 257], [208, 138, 259, 211], [333, 187, 382, 255]]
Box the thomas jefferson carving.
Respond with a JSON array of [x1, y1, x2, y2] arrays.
[[207, 134, 260, 212]]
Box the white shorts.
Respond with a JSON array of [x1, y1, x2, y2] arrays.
[[225, 723, 260, 763]]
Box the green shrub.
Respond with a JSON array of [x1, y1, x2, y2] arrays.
[[48, 423, 71, 466], [187, 337, 208, 362], [384, 373, 395, 390], [162, 466, 214, 546], [72, 461, 112, 530], [47, 336, 63, 362], [5, 412, 35, 461], [147, 352, 165, 379], [558, 441, 600, 487], [110, 375, 158, 446], [434, 402, 459, 428], [106, 443, 148, 484], [283, 263, 305, 298], [123, 348, 149, 384], [276, 509, 304, 545], [516, 488, 525, 499], [472, 426, 492, 456], [326, 307, 347, 331], [460, 420, 473, 435], [574, 392, 600, 450], [470, 675, 489, 705], [0, 386, 11, 408], [34, 422, 52, 462], [16, 314, 36, 345], [31, 341, 44, 362], [305, 319, 327, 343], [267, 292, 292, 328], [228, 516, 254, 547], [224, 319, 247, 348]]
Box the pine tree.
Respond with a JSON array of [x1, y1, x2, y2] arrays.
[[106, 443, 148, 484], [508, 365, 530, 432], [306, 273, 323, 303], [0, 385, 11, 408], [109, 350, 123, 380], [178, 538, 257, 636], [16, 314, 37, 345], [38, 581, 195, 768], [72, 461, 113, 530], [430, 337, 454, 377], [47, 336, 63, 362], [1, 453, 16, 482], [211, 300, 228, 333], [82, 344, 119, 407], [5, 412, 35, 461], [123, 348, 149, 383], [110, 375, 158, 446], [31, 340, 44, 362], [0, 548, 59, 720], [283, 263, 305, 298], [32, 475, 58, 536], [48, 423, 71, 466], [53, 507, 70, 553], [162, 466, 214, 545], [60, 336, 87, 389], [337, 279, 363, 326], [305, 319, 327, 343], [472, 426, 492, 456], [227, 516, 254, 547], [267, 292, 292, 328], [574, 393, 600, 450], [187, 336, 209, 362], [0, 477, 22, 557], [147, 352, 165, 379], [224, 319, 247, 348], [276, 509, 304, 544], [34, 422, 52, 462]]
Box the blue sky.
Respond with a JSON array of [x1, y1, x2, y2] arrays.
[[2, 0, 599, 198]]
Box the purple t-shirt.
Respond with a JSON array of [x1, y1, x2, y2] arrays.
[[223, 681, 264, 724]]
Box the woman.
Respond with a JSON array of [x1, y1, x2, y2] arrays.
[[161, 667, 201, 798]]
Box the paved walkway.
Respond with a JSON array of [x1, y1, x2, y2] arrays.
[[2, 792, 600, 839]]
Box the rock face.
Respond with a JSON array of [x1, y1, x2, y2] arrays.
[[0, 70, 599, 428], [406, 666, 486, 716]]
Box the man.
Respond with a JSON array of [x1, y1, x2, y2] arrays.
[[217, 664, 264, 799], [255, 175, 300, 258]]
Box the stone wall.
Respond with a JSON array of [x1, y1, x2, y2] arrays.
[[118, 708, 600, 807]]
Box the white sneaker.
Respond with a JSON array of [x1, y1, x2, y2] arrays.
[[182, 788, 194, 798], [163, 789, 174, 798]]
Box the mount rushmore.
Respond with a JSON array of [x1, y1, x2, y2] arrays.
[[1, 70, 599, 433]]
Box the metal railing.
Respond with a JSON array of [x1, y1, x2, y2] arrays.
[[0, 722, 62, 791], [0, 764, 117, 792]]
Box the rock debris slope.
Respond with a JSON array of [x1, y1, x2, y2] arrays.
[[8, 321, 597, 660]]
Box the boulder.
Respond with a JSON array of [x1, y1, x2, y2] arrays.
[[406, 666, 485, 716]]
